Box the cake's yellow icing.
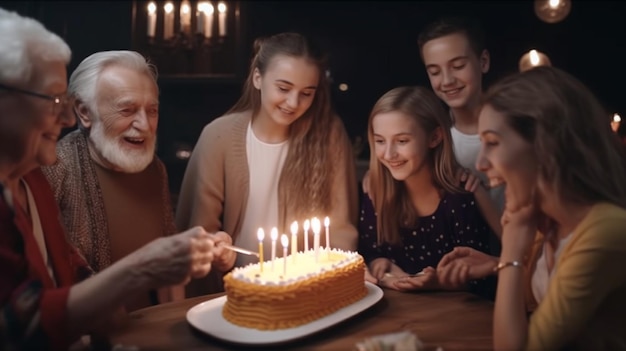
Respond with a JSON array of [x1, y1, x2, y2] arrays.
[[222, 249, 367, 330]]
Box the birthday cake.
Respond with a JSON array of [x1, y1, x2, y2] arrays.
[[222, 248, 367, 330]]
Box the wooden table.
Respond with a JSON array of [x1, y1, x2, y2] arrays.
[[109, 288, 493, 350]]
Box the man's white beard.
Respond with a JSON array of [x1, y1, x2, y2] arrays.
[[89, 121, 155, 173]]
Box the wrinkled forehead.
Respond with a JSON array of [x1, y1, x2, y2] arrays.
[[24, 59, 68, 93], [95, 65, 159, 103], [97, 65, 156, 88]]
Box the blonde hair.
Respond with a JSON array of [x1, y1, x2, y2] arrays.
[[227, 32, 334, 220], [368, 86, 463, 244], [483, 66, 626, 208]]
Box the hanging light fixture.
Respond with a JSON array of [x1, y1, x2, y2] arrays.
[[534, 0, 572, 23], [519, 49, 552, 72], [611, 113, 622, 133]]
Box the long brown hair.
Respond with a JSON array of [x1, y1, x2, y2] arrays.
[[227, 32, 335, 219], [368, 86, 463, 244], [483, 66, 626, 208]]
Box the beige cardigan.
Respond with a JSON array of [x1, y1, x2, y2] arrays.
[[176, 111, 359, 295]]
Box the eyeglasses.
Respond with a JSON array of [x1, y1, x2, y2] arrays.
[[0, 83, 71, 115]]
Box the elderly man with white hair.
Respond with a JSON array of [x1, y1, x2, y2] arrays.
[[41, 51, 236, 310]]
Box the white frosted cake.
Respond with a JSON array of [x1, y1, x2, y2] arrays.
[[222, 248, 367, 330]]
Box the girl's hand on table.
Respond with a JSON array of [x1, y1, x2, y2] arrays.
[[383, 267, 439, 291], [437, 247, 498, 288], [369, 258, 393, 281]]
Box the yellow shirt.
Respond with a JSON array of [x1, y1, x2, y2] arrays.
[[527, 203, 626, 350]]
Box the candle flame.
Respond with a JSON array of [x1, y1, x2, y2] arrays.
[[303, 219, 310, 231], [281, 234, 289, 248], [164, 2, 174, 13], [218, 2, 227, 13], [324, 216, 330, 227], [614, 113, 622, 123], [311, 217, 321, 235], [181, 2, 190, 14], [257, 227, 265, 241], [202, 2, 214, 14], [290, 221, 298, 235], [271, 227, 278, 241], [148, 2, 156, 13]]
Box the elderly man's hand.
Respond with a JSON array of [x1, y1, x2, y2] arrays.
[[210, 231, 237, 272], [133, 226, 215, 287]]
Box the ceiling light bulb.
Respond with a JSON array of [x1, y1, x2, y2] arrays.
[[535, 0, 572, 24], [519, 49, 552, 72]]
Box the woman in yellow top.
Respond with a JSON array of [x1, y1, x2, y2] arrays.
[[437, 66, 626, 350]]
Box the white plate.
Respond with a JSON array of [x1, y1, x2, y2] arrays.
[[186, 281, 383, 346]]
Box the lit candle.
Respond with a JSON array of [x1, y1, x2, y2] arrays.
[[257, 228, 264, 273], [281, 234, 288, 277], [163, 2, 175, 40], [217, 2, 227, 37], [270, 227, 278, 272], [147, 2, 157, 38], [196, 2, 206, 34], [324, 216, 330, 259], [324, 216, 330, 248], [180, 0, 191, 34], [303, 219, 310, 252], [203, 3, 214, 38], [290, 221, 298, 263], [311, 217, 321, 262]]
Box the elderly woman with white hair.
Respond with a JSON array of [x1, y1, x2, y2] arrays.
[[0, 8, 218, 350]]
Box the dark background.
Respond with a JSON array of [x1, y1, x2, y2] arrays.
[[2, 0, 625, 193]]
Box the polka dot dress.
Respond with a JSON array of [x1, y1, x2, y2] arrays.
[[358, 190, 492, 275]]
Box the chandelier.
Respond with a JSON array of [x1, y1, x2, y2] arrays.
[[132, 0, 239, 77]]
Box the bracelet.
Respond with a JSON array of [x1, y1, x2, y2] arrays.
[[493, 260, 523, 272]]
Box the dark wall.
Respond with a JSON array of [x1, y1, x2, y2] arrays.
[[1, 1, 244, 194], [157, 78, 241, 194], [3, 1, 626, 194], [0, 1, 135, 71], [243, 1, 626, 142]]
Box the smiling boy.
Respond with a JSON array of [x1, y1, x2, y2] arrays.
[[418, 16, 504, 252]]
